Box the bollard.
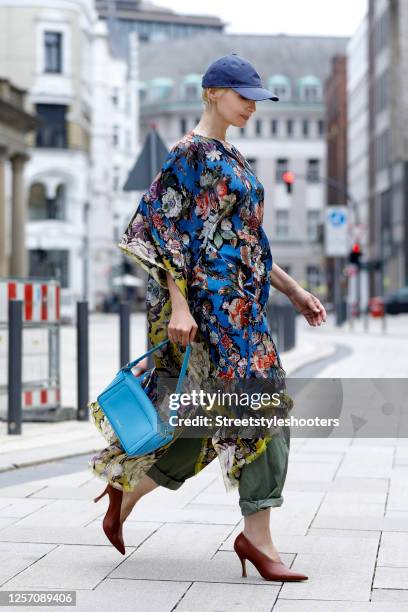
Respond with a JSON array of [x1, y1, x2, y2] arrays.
[[119, 301, 130, 367], [76, 301, 89, 421], [381, 312, 387, 334], [7, 300, 23, 435]]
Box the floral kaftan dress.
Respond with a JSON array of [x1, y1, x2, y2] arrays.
[[88, 130, 293, 492]]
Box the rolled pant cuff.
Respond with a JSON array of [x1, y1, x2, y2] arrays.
[[146, 464, 185, 490], [239, 496, 284, 516]]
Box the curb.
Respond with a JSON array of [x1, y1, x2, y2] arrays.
[[0, 447, 102, 474]]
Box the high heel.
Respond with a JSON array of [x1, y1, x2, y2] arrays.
[[94, 484, 126, 555], [234, 532, 308, 582]]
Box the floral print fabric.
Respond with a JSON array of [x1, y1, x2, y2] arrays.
[[88, 130, 293, 492]]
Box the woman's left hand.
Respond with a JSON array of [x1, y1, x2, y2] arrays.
[[287, 286, 327, 327]]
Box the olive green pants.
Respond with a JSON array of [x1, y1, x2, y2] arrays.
[[146, 427, 290, 516]]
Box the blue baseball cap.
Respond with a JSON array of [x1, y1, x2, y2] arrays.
[[202, 53, 279, 102]]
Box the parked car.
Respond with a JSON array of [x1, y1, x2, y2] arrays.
[[384, 286, 408, 315]]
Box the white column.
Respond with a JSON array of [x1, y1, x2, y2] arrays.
[[9, 152, 30, 278], [0, 147, 7, 276]]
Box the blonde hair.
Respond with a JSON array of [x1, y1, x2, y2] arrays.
[[201, 87, 230, 109]]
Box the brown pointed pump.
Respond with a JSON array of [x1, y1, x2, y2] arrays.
[[234, 532, 308, 581], [94, 483, 125, 555]]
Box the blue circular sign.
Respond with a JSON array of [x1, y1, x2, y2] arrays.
[[328, 210, 346, 226]]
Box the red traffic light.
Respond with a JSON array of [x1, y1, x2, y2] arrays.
[[349, 243, 362, 266], [282, 171, 294, 184]]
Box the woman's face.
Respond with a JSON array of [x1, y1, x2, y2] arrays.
[[210, 88, 256, 128]]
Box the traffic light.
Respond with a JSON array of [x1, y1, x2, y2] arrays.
[[282, 171, 294, 194], [349, 243, 362, 266]]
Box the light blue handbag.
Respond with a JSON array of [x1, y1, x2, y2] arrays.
[[97, 339, 191, 457]]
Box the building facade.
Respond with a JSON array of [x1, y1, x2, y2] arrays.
[[134, 33, 348, 294], [0, 0, 138, 310], [347, 14, 370, 310], [325, 55, 349, 307], [367, 0, 408, 294], [95, 0, 225, 60], [0, 79, 39, 278]]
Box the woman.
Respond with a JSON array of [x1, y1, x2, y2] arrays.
[[89, 53, 326, 582]]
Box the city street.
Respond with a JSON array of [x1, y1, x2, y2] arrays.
[[0, 314, 407, 610]]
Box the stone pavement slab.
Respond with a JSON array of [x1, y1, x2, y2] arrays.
[[176, 581, 280, 611], [371, 588, 408, 603], [373, 566, 408, 590], [9, 499, 108, 528], [73, 579, 191, 612], [0, 521, 163, 548], [278, 548, 376, 601], [0, 542, 56, 585], [377, 532, 408, 567], [311, 514, 408, 532], [3, 544, 134, 590], [274, 601, 408, 611]]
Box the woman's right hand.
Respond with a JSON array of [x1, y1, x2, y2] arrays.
[[168, 304, 198, 347]]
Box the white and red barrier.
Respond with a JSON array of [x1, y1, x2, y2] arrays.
[[0, 278, 60, 323], [0, 277, 61, 415], [0, 386, 60, 413]]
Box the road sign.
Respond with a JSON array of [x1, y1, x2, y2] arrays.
[[325, 206, 348, 256]]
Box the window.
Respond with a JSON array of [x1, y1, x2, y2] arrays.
[[286, 119, 293, 137], [180, 118, 187, 135], [35, 104, 67, 148], [276, 210, 289, 238], [112, 87, 119, 107], [29, 249, 69, 288], [318, 119, 325, 137], [373, 7, 389, 56], [373, 70, 389, 115], [267, 75, 291, 101], [298, 76, 322, 103], [307, 159, 320, 182], [374, 129, 390, 172], [275, 158, 288, 182], [302, 119, 309, 137], [303, 86, 321, 102], [271, 119, 278, 136], [307, 210, 321, 241], [44, 31, 62, 73], [29, 182, 66, 220], [112, 125, 119, 147], [255, 119, 262, 136], [150, 78, 173, 102], [113, 166, 120, 192], [306, 265, 321, 290]]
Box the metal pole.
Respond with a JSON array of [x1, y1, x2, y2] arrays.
[[334, 257, 341, 326], [356, 267, 361, 319], [119, 300, 130, 367], [381, 312, 387, 334], [76, 301, 89, 421], [8, 299, 22, 435]]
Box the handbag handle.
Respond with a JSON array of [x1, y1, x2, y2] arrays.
[[123, 339, 191, 395]]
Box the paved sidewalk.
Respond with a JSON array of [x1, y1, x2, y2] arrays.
[[0, 315, 407, 610]]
